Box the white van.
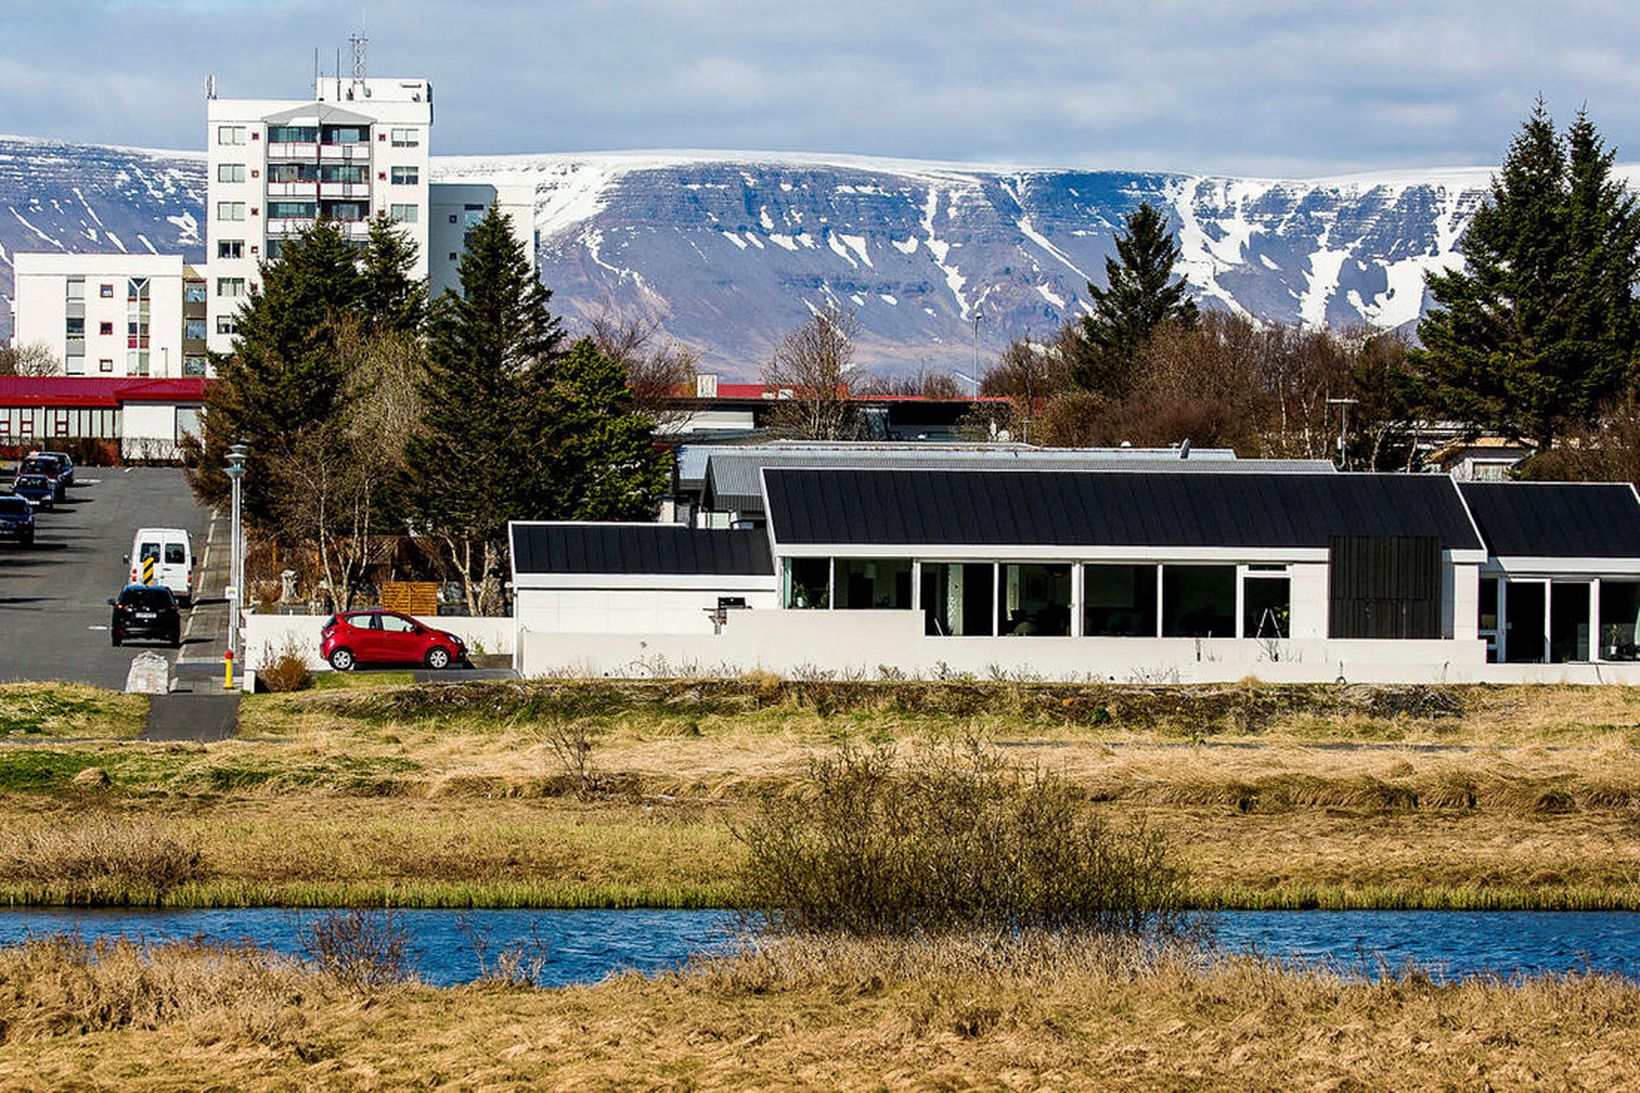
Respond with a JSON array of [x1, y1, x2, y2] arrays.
[[127, 527, 194, 605]]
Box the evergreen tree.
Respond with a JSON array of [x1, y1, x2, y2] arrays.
[[191, 220, 366, 520], [1412, 102, 1640, 446], [1073, 202, 1197, 395], [408, 206, 564, 615], [361, 212, 427, 334], [555, 338, 672, 520]]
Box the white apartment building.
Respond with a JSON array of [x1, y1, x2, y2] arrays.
[[10, 254, 207, 378], [205, 75, 434, 353], [427, 182, 538, 300]]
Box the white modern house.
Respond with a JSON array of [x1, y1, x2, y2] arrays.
[[511, 463, 1640, 684], [10, 254, 206, 378], [204, 73, 435, 353]]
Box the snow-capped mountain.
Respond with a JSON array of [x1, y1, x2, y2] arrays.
[[0, 135, 1526, 376]]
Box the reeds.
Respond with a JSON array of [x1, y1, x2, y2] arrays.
[[0, 816, 206, 903]]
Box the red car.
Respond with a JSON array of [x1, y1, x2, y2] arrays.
[[319, 610, 467, 671]]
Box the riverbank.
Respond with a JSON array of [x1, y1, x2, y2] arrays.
[[0, 932, 1635, 1088], [3, 679, 1640, 910]]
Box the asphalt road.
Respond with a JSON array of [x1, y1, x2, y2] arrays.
[[0, 466, 218, 689]]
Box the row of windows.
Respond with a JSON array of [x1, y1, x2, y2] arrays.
[[0, 407, 120, 438], [782, 559, 1294, 640], [220, 203, 421, 223], [65, 320, 154, 338], [216, 124, 422, 147]]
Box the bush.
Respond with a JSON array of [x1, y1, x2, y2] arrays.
[[0, 816, 207, 899], [259, 639, 313, 693], [296, 909, 416, 992], [734, 738, 1191, 939]]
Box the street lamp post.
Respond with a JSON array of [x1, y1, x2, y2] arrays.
[[225, 445, 248, 678]]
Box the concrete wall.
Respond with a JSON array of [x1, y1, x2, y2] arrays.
[[516, 607, 1519, 684], [516, 587, 781, 634], [13, 254, 187, 376], [243, 613, 516, 673]]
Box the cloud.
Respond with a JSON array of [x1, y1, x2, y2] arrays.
[[4, 0, 1640, 175]]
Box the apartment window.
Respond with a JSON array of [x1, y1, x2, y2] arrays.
[[185, 319, 207, 340], [217, 163, 246, 183], [183, 356, 208, 378], [65, 317, 85, 336], [217, 201, 246, 221], [389, 203, 418, 224], [448, 252, 457, 261], [390, 128, 420, 147], [99, 283, 114, 298], [217, 125, 247, 145], [185, 282, 208, 303], [66, 355, 86, 376], [267, 201, 315, 219], [217, 240, 243, 260], [215, 315, 237, 335], [98, 358, 114, 373], [448, 214, 458, 224], [98, 322, 113, 336], [266, 125, 318, 143], [66, 278, 85, 301], [390, 165, 419, 184], [216, 277, 246, 298]]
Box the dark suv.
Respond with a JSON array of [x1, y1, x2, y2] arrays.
[[17, 455, 66, 502], [32, 451, 74, 488], [0, 496, 34, 547], [11, 473, 55, 510], [108, 585, 182, 648]]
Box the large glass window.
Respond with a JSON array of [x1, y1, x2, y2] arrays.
[[783, 558, 830, 610], [834, 559, 912, 610], [1083, 564, 1157, 636], [266, 125, 318, 143], [1162, 565, 1237, 638], [998, 563, 1072, 636], [921, 562, 995, 636], [1243, 574, 1291, 639], [267, 201, 316, 219], [217, 163, 245, 183], [1550, 581, 1591, 663], [1600, 581, 1640, 661]]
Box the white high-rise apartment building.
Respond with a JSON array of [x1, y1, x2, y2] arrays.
[[205, 74, 434, 353]]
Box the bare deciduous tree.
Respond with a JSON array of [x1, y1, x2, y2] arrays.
[[586, 312, 698, 427], [0, 343, 61, 377], [856, 368, 965, 400], [762, 305, 860, 440]]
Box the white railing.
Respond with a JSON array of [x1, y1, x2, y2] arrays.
[[318, 181, 371, 199], [267, 142, 319, 161], [266, 217, 317, 236], [265, 181, 319, 198], [319, 143, 370, 161]]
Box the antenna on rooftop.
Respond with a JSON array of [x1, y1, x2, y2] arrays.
[[349, 29, 368, 81], [204, 74, 217, 101]]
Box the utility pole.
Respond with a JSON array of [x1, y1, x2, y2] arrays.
[[1327, 397, 1359, 470]]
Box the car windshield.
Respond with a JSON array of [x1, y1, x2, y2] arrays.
[[15, 476, 46, 487], [20, 459, 57, 475], [120, 588, 174, 609], [0, 499, 28, 515]]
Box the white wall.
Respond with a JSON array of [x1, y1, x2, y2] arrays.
[[120, 403, 182, 461], [13, 254, 188, 376], [1287, 562, 1329, 639], [427, 182, 536, 300], [518, 607, 1499, 684], [243, 614, 516, 674], [516, 587, 780, 634]]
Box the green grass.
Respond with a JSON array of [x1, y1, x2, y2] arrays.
[[0, 685, 146, 739], [307, 670, 417, 692], [0, 878, 742, 910], [0, 748, 423, 795]]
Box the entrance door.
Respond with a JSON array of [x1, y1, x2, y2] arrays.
[[1550, 582, 1592, 663], [1504, 581, 1546, 664]]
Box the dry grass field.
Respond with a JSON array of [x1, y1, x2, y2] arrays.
[[0, 933, 1635, 1090]]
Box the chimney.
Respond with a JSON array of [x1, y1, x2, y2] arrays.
[[695, 373, 719, 399]]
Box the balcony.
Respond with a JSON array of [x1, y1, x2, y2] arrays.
[[318, 181, 371, 200], [266, 181, 320, 198], [319, 143, 370, 162], [267, 217, 316, 237], [267, 142, 319, 161]]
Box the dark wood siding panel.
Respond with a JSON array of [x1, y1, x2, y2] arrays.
[[1328, 535, 1442, 639]]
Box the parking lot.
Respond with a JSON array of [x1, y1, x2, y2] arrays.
[[0, 465, 224, 689]]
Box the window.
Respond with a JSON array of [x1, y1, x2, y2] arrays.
[[266, 124, 318, 144], [320, 164, 368, 183], [1242, 573, 1291, 640], [1083, 564, 1157, 637], [185, 319, 206, 340], [216, 277, 246, 297], [448, 252, 458, 261], [217, 163, 246, 183], [128, 350, 150, 376], [98, 358, 113, 373], [217, 240, 243, 260], [215, 315, 237, 335], [98, 321, 113, 336], [390, 165, 419, 184], [834, 559, 912, 610], [66, 355, 85, 376], [920, 562, 995, 636], [66, 278, 85, 300], [1161, 566, 1237, 638], [99, 283, 114, 298], [217, 125, 247, 145], [448, 214, 458, 224], [164, 543, 187, 565], [185, 281, 207, 303], [65, 317, 85, 336], [389, 203, 418, 223], [1600, 581, 1640, 660], [381, 614, 417, 633], [217, 201, 246, 221], [183, 356, 208, 377], [390, 127, 420, 147], [783, 558, 830, 609], [267, 201, 316, 219], [323, 125, 367, 145], [998, 563, 1072, 636]]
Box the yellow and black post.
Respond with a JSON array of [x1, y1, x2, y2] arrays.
[[141, 555, 156, 586]]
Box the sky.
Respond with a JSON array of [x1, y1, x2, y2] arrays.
[[4, 1, 1640, 176]]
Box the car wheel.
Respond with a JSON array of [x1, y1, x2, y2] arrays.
[[328, 648, 356, 671], [424, 647, 452, 670]]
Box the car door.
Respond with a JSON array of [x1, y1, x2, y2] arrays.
[[346, 613, 385, 661], [161, 539, 190, 595], [376, 612, 422, 663]]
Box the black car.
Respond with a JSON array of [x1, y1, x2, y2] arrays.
[[0, 496, 33, 547], [32, 451, 74, 488], [11, 474, 54, 510], [108, 585, 182, 648], [17, 455, 66, 501]]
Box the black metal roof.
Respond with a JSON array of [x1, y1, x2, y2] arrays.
[[1458, 482, 1640, 558], [763, 469, 1485, 551], [511, 523, 774, 576]]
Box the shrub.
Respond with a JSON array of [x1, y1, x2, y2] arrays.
[[0, 816, 207, 899], [296, 909, 416, 992], [259, 639, 314, 693], [734, 738, 1191, 939]]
